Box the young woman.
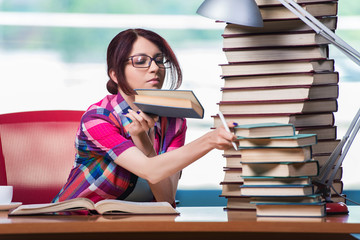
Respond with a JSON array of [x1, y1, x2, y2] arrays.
[[53, 28, 236, 207]]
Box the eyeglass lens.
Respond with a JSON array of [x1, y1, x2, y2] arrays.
[[131, 55, 170, 68]]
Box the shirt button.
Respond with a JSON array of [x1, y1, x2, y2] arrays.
[[129, 183, 134, 187]]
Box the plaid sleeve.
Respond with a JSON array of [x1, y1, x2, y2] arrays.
[[78, 108, 135, 161]]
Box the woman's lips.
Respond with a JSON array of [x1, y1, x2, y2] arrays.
[[147, 78, 160, 84]]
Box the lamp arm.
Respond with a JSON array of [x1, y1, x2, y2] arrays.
[[316, 136, 345, 184], [277, 0, 360, 66], [312, 108, 360, 201], [326, 109, 360, 186]]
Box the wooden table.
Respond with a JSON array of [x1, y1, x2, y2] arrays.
[[0, 206, 360, 240]]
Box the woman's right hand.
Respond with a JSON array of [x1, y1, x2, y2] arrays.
[[125, 109, 158, 137], [207, 123, 237, 150]]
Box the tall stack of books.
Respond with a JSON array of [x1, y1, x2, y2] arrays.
[[233, 122, 325, 217], [214, 0, 343, 211]]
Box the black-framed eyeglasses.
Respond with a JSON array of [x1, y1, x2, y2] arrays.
[[128, 54, 171, 69]]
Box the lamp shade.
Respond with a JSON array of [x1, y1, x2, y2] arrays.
[[196, 0, 263, 27]]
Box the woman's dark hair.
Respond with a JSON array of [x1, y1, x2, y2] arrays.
[[106, 28, 182, 95]]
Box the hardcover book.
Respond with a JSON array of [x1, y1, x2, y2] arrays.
[[225, 196, 255, 210], [255, 202, 326, 217], [134, 89, 204, 119], [218, 99, 338, 115], [224, 45, 328, 63], [250, 194, 322, 204], [220, 59, 335, 77], [241, 160, 319, 177], [223, 17, 337, 35], [222, 72, 339, 89], [241, 184, 314, 196], [212, 112, 335, 128], [223, 32, 330, 49], [9, 198, 179, 216], [220, 182, 243, 197], [259, 2, 337, 20], [221, 84, 338, 101], [227, 146, 312, 162], [254, 0, 337, 6], [243, 176, 312, 186], [237, 134, 317, 148], [234, 122, 295, 138]]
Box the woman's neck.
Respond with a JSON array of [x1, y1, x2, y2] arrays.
[[119, 89, 139, 111]]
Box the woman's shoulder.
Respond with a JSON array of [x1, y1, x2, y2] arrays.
[[81, 94, 122, 123]]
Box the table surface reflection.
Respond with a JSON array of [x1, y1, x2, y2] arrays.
[[0, 206, 359, 239]]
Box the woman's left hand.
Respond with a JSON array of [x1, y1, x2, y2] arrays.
[[125, 109, 158, 136]]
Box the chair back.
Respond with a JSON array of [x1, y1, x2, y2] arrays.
[[0, 110, 84, 204]]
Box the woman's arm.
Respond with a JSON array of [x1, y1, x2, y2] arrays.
[[124, 110, 181, 204], [115, 125, 236, 184]]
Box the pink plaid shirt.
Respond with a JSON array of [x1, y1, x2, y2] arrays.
[[53, 93, 187, 203]]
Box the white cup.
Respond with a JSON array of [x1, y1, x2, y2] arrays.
[[0, 186, 13, 204]]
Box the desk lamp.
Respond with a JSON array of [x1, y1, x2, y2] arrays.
[[196, 0, 263, 28], [196, 0, 360, 214], [313, 109, 360, 214]]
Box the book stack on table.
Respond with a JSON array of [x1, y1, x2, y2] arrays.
[[233, 122, 326, 217], [213, 0, 343, 212]]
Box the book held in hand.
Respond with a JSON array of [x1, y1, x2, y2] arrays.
[[134, 89, 204, 119], [9, 198, 179, 216]]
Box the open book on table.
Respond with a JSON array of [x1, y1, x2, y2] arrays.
[[8, 198, 179, 216]]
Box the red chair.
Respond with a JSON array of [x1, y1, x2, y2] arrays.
[[0, 110, 84, 204]]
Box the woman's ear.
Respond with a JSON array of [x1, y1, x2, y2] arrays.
[[109, 70, 118, 84]]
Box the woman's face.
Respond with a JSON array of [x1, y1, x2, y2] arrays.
[[124, 36, 166, 90]]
